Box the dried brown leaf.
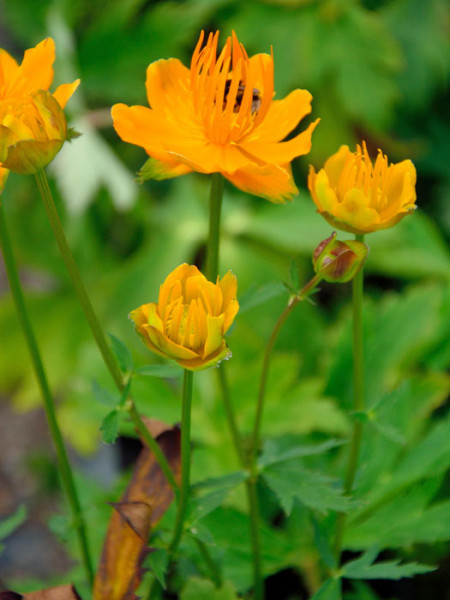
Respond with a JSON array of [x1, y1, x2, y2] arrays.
[[0, 585, 81, 600], [93, 421, 180, 600]]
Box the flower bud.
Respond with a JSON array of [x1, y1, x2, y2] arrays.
[[0, 91, 69, 174], [313, 232, 368, 283]]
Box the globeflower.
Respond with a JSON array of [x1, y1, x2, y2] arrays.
[[308, 141, 417, 234], [0, 38, 80, 175], [112, 30, 319, 203], [130, 264, 239, 371]]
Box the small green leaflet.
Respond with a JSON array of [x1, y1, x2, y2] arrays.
[[109, 333, 134, 374], [341, 548, 435, 580], [238, 281, 287, 314], [146, 547, 169, 589], [309, 578, 341, 600], [92, 379, 119, 408], [100, 410, 120, 444]]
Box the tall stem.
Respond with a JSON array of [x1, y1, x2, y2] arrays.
[[169, 369, 194, 556], [35, 169, 176, 489], [247, 275, 322, 600], [0, 197, 94, 585], [206, 173, 224, 282], [334, 234, 365, 560]]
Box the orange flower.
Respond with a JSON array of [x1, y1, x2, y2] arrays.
[[130, 264, 239, 371], [112, 30, 319, 203], [0, 38, 79, 175], [308, 142, 417, 235]]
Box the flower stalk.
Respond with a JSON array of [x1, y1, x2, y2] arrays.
[[35, 168, 176, 488], [334, 234, 365, 560], [0, 196, 93, 585], [169, 369, 194, 556], [206, 173, 224, 282]]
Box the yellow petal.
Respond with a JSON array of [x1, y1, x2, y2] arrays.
[[240, 118, 319, 165], [177, 340, 231, 371], [145, 58, 190, 111], [323, 145, 351, 188], [144, 325, 200, 361], [226, 163, 298, 203], [251, 89, 313, 143], [312, 168, 339, 214], [53, 79, 80, 108], [334, 188, 380, 233], [0, 166, 9, 192], [13, 38, 55, 97], [203, 314, 226, 358], [218, 271, 239, 332]]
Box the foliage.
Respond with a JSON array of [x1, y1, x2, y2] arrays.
[[0, 0, 448, 599]]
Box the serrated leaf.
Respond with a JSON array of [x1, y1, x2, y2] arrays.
[[181, 578, 239, 600], [259, 438, 343, 469], [109, 333, 134, 374], [100, 410, 120, 444], [310, 577, 342, 600], [146, 547, 169, 589], [0, 505, 27, 541], [342, 549, 435, 580], [134, 364, 182, 378], [262, 463, 355, 515], [189, 472, 248, 524], [92, 380, 119, 408]]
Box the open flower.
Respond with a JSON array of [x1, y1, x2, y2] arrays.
[[308, 141, 417, 234], [130, 264, 239, 371], [112, 30, 319, 203], [0, 38, 80, 175]]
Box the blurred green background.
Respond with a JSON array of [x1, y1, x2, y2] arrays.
[[0, 0, 449, 596]]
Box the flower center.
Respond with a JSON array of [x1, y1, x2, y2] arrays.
[[223, 79, 261, 114]]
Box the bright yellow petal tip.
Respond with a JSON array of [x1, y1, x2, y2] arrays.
[[308, 141, 417, 234], [130, 264, 239, 371], [112, 30, 319, 203]]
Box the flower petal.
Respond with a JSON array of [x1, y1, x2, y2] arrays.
[[218, 271, 239, 332], [144, 325, 200, 360], [177, 340, 231, 371], [146, 58, 190, 111], [204, 314, 226, 358], [334, 188, 380, 233], [226, 163, 298, 203], [251, 89, 313, 143], [12, 38, 55, 97], [53, 79, 80, 108], [240, 118, 319, 165]]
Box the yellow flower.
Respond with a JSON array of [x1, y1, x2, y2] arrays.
[[308, 141, 417, 234], [130, 264, 239, 371], [0, 38, 80, 175], [112, 30, 319, 203]]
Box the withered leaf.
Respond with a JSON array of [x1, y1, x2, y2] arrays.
[[93, 420, 181, 600], [0, 585, 81, 600]]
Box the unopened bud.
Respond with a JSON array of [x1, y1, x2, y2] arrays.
[[313, 232, 368, 283]]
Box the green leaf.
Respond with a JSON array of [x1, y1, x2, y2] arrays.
[[100, 409, 120, 444], [342, 549, 435, 580], [134, 364, 183, 378], [258, 438, 343, 469], [181, 578, 239, 600], [311, 516, 337, 570], [147, 547, 169, 589], [0, 505, 27, 544], [109, 333, 134, 374], [189, 472, 248, 524], [92, 379, 119, 408], [262, 462, 355, 515], [310, 577, 342, 600], [238, 281, 287, 314]]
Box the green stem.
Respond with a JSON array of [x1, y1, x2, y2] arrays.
[[193, 536, 223, 587], [126, 399, 178, 493], [206, 173, 224, 282], [35, 169, 124, 392], [250, 274, 322, 461], [169, 369, 194, 556], [334, 233, 365, 561], [247, 274, 322, 600], [0, 196, 94, 586], [217, 366, 245, 465], [35, 169, 176, 489]]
